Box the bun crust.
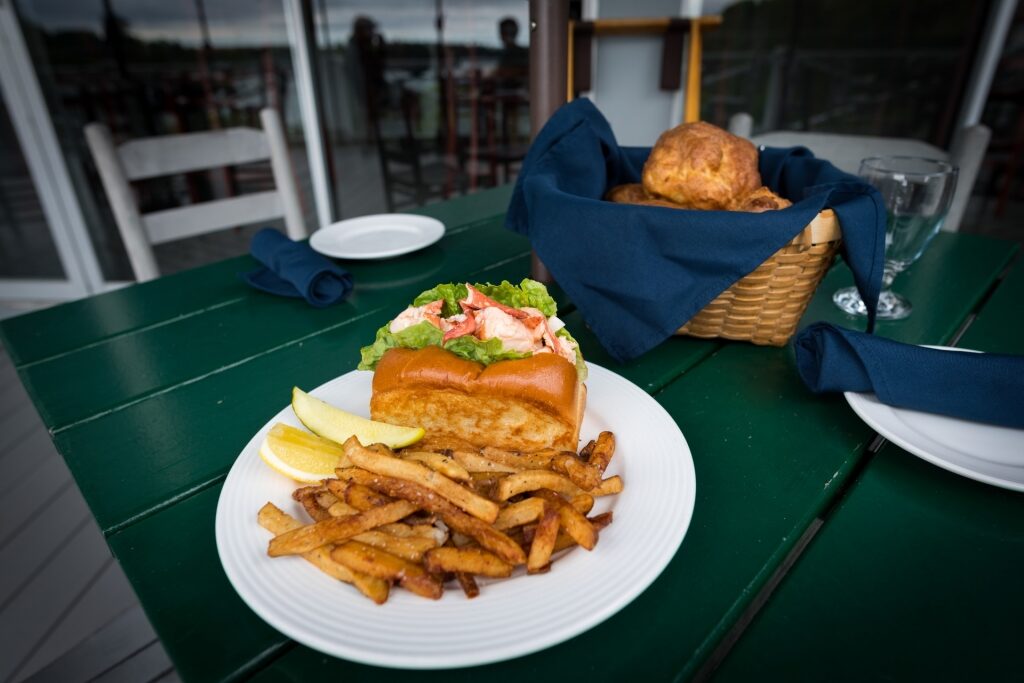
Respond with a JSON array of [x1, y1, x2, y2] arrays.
[[371, 346, 585, 451], [606, 182, 691, 209], [728, 186, 793, 213], [641, 121, 760, 210]]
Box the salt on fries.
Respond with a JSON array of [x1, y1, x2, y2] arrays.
[[258, 432, 621, 603]]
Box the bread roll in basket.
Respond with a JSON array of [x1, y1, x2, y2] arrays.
[[606, 121, 842, 347]]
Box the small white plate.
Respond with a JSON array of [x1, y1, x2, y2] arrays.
[[310, 214, 445, 260], [215, 363, 696, 669], [844, 345, 1024, 491]]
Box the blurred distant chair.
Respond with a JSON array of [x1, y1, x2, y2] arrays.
[[375, 87, 463, 211], [84, 108, 308, 281], [728, 113, 990, 232]]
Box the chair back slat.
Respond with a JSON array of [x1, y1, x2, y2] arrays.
[[143, 190, 282, 245], [84, 108, 308, 282], [119, 128, 271, 180]]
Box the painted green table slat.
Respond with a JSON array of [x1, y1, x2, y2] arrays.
[[713, 258, 1024, 682], [0, 186, 513, 368]]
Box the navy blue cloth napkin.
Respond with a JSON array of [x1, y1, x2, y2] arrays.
[[243, 228, 353, 307], [506, 98, 886, 362], [795, 322, 1024, 429]]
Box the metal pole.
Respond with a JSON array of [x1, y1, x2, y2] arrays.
[[956, 0, 1017, 128], [283, 0, 334, 230], [528, 0, 568, 284]]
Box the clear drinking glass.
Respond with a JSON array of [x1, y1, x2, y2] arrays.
[[833, 156, 958, 320]]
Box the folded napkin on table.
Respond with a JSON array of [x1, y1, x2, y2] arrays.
[[242, 228, 353, 307], [506, 98, 886, 362], [795, 322, 1024, 429]]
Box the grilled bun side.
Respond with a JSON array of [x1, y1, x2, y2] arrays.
[[370, 346, 585, 451]]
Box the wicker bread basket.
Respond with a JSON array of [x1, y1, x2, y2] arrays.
[[676, 209, 842, 346]]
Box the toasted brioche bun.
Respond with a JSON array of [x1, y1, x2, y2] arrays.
[[370, 346, 585, 452]]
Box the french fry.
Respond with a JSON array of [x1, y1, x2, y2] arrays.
[[352, 470, 527, 565], [332, 541, 443, 600], [532, 489, 597, 550], [412, 434, 479, 453], [378, 522, 445, 542], [351, 530, 438, 561], [298, 492, 331, 521], [493, 497, 545, 530], [527, 506, 560, 574], [344, 438, 500, 523], [449, 449, 521, 474], [495, 470, 582, 500], [552, 511, 614, 553], [257, 503, 389, 604], [400, 451, 471, 482], [456, 572, 480, 599], [326, 500, 359, 518], [569, 493, 595, 515], [423, 547, 514, 578], [578, 439, 597, 461], [588, 431, 616, 473], [292, 484, 326, 502], [314, 491, 341, 510], [551, 453, 603, 490], [467, 472, 504, 499], [335, 467, 376, 485], [344, 482, 395, 510], [590, 475, 624, 497], [481, 446, 558, 470], [268, 499, 418, 556]]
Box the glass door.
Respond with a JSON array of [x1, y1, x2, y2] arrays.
[[0, 0, 104, 302]]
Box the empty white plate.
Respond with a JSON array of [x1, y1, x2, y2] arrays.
[[310, 214, 445, 260]]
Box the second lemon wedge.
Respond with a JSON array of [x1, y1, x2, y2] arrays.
[[259, 422, 347, 483]]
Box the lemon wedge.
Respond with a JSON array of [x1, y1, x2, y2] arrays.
[[259, 423, 347, 483], [291, 387, 425, 449]]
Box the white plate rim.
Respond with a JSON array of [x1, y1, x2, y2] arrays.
[[214, 362, 697, 669], [309, 214, 445, 260], [844, 345, 1024, 492]]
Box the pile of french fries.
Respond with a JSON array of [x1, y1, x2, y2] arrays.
[[258, 432, 622, 603]]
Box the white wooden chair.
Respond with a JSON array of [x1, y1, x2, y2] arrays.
[[84, 108, 308, 281], [727, 113, 990, 233]]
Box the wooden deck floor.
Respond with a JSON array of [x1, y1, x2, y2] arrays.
[[0, 346, 178, 682]]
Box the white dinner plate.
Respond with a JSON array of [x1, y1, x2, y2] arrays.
[[310, 214, 445, 260], [215, 363, 696, 669], [844, 346, 1024, 492]]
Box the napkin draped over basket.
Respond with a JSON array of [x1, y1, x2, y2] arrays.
[[506, 99, 886, 363]]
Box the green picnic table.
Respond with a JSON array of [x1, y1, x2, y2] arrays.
[[1, 186, 1020, 682]]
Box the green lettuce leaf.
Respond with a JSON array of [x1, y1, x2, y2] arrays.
[[476, 279, 557, 317], [442, 335, 532, 365], [556, 328, 587, 381], [411, 283, 468, 317], [358, 320, 443, 370]]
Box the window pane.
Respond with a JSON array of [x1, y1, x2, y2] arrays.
[[313, 0, 530, 217], [701, 0, 982, 144], [0, 95, 65, 280]]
